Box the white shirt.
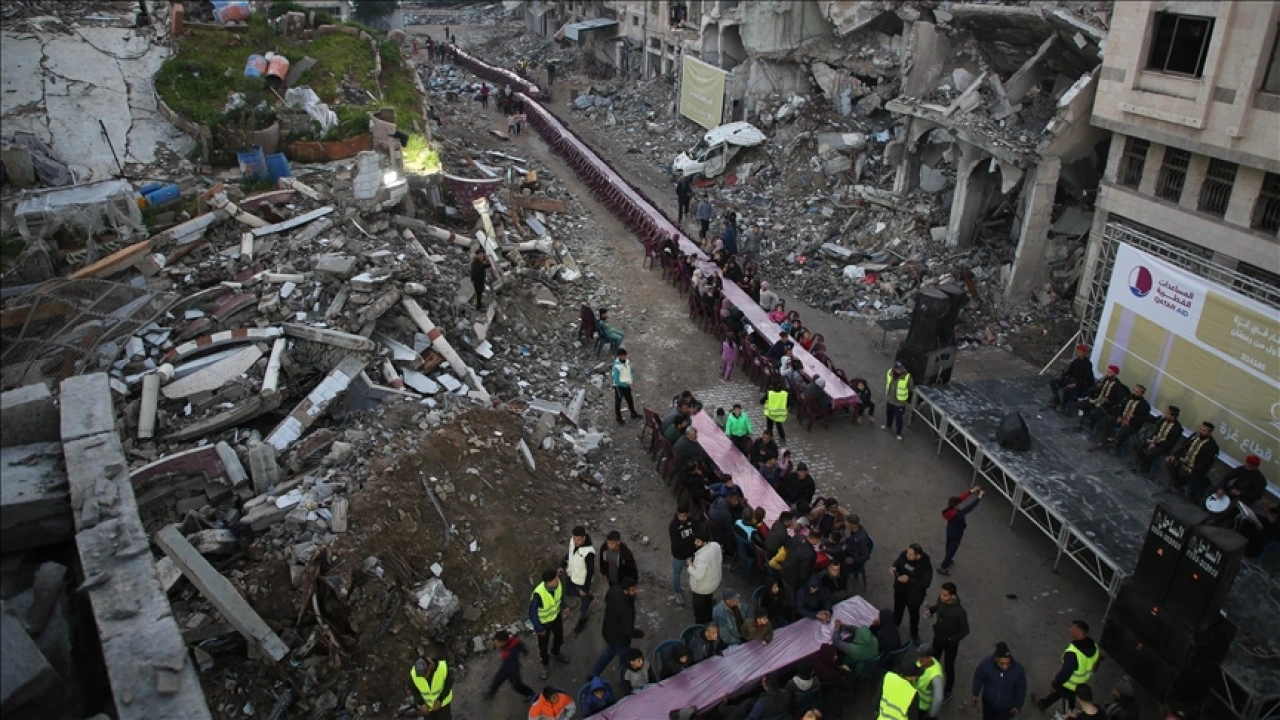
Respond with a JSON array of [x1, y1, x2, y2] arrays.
[[688, 541, 723, 595], [566, 539, 595, 585]]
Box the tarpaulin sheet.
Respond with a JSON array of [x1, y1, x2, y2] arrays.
[[691, 412, 789, 525], [680, 56, 727, 130], [590, 596, 878, 719]]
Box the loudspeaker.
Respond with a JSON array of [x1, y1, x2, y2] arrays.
[[1164, 525, 1247, 629], [1108, 581, 1236, 670], [1130, 493, 1210, 600], [996, 411, 1031, 451], [1101, 617, 1217, 704], [904, 288, 951, 353], [894, 346, 957, 386], [936, 283, 969, 347]]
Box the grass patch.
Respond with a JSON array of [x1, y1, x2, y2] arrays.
[[403, 134, 441, 174]]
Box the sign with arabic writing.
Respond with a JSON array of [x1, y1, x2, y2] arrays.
[[1094, 242, 1279, 483]]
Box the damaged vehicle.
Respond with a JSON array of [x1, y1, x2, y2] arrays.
[[672, 122, 766, 179]]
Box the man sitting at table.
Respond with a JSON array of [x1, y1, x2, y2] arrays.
[[675, 427, 711, 465], [664, 416, 691, 445], [805, 377, 832, 411], [749, 430, 780, 468], [779, 463, 817, 508], [766, 332, 794, 364]]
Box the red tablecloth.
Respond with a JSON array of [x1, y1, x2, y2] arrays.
[[691, 413, 789, 525], [589, 596, 878, 719]]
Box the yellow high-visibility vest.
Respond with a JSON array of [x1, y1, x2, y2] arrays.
[[878, 671, 918, 720], [1062, 643, 1099, 690], [531, 581, 562, 625], [764, 390, 789, 422], [410, 661, 453, 707], [915, 661, 944, 711], [885, 370, 911, 402]]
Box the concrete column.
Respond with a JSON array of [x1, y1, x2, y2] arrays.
[[1180, 153, 1210, 212], [1137, 142, 1160, 197], [1224, 165, 1265, 228], [1006, 157, 1062, 299], [1073, 207, 1113, 317], [892, 118, 920, 195], [946, 142, 992, 248]]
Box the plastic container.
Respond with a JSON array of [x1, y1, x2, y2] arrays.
[[213, 1, 250, 24], [265, 55, 291, 84], [265, 153, 292, 183], [237, 146, 267, 179], [143, 183, 181, 208], [244, 54, 267, 78]]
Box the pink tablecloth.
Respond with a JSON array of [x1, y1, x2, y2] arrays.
[[691, 413, 789, 525], [589, 596, 878, 720]]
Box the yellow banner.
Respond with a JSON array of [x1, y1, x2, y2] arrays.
[[680, 56, 726, 130]]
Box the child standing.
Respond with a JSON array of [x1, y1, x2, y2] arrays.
[[720, 332, 739, 381], [485, 630, 535, 701], [507, 114, 518, 136]]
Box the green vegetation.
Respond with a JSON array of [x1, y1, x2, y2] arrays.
[[154, 7, 423, 153], [266, 1, 306, 19], [403, 134, 441, 174]]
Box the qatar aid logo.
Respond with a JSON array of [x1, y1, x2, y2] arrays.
[[1128, 265, 1154, 298]]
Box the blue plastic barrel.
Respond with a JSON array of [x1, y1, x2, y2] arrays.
[[138, 182, 163, 196], [143, 183, 181, 207], [237, 146, 267, 179], [265, 153, 292, 183], [244, 54, 267, 78]]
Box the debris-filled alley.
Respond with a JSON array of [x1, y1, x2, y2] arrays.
[[1, 2, 1190, 720]]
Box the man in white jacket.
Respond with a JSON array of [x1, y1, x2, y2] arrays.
[[687, 531, 723, 624]]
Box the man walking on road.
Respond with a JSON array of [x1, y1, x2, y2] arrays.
[[562, 526, 596, 635], [890, 543, 933, 644], [470, 249, 490, 310], [588, 577, 643, 681], [688, 531, 723, 624], [971, 642, 1026, 720], [668, 504, 701, 607], [884, 361, 913, 440], [695, 194, 715, 245], [676, 174, 693, 223], [529, 569, 571, 680], [1032, 620, 1101, 713], [938, 486, 983, 575], [923, 581, 969, 704], [612, 348, 641, 424]]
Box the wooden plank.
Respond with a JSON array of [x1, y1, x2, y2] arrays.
[[0, 300, 71, 331], [513, 195, 567, 213], [154, 524, 290, 662], [69, 239, 152, 279]]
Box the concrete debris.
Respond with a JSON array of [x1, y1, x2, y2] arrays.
[[414, 579, 461, 635]]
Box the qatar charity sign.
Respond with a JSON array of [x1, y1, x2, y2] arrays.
[[1094, 242, 1280, 482]]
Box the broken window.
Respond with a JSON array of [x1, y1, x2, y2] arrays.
[[1252, 172, 1280, 233], [1118, 137, 1150, 189], [1155, 147, 1191, 203], [1197, 158, 1237, 217], [1147, 12, 1215, 78], [1264, 25, 1280, 94]]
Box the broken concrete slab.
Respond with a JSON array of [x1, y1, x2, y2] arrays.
[[314, 254, 357, 278], [0, 383, 57, 447], [58, 373, 117, 442], [162, 327, 284, 364], [0, 443, 72, 552], [0, 609, 58, 714], [282, 323, 376, 352], [247, 443, 280, 496], [161, 345, 263, 399], [264, 355, 367, 452], [329, 497, 349, 533], [155, 525, 289, 663], [249, 205, 335, 238]]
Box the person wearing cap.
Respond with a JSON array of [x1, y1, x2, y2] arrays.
[[890, 543, 933, 644], [611, 348, 641, 424], [1049, 344, 1095, 411], [923, 582, 969, 703], [529, 568, 571, 680], [913, 644, 946, 718], [1099, 384, 1151, 453], [409, 657, 454, 718], [588, 576, 643, 681], [1103, 678, 1139, 720], [779, 462, 816, 508], [795, 574, 834, 621], [1164, 421, 1220, 501], [688, 531, 723, 624], [1213, 454, 1268, 507], [1132, 405, 1182, 475], [759, 281, 780, 314], [1076, 365, 1126, 429], [713, 588, 747, 645], [971, 641, 1027, 720], [938, 485, 983, 575], [884, 361, 913, 440], [1032, 619, 1100, 713], [1065, 684, 1102, 718], [876, 656, 921, 720]]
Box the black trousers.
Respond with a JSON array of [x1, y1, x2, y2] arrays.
[[535, 618, 563, 665], [699, 218, 711, 239], [614, 386, 637, 419], [692, 592, 714, 624], [936, 640, 960, 694], [765, 417, 787, 442], [893, 590, 921, 640], [488, 663, 533, 698], [1037, 686, 1077, 712], [472, 280, 485, 309], [677, 195, 691, 222]]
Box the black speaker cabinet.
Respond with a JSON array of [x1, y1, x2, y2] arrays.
[[894, 346, 956, 387], [996, 412, 1031, 451], [1130, 493, 1210, 600], [1101, 617, 1218, 704], [904, 287, 951, 353], [1108, 580, 1236, 671], [936, 282, 968, 348], [1164, 525, 1247, 629]]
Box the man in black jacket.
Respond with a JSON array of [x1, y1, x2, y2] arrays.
[[1132, 405, 1182, 475], [779, 463, 816, 508], [764, 511, 794, 557], [668, 504, 700, 607], [749, 430, 780, 468], [708, 491, 743, 551], [673, 427, 711, 465], [587, 577, 643, 681], [1049, 344, 1094, 411], [839, 515, 873, 588], [1212, 455, 1268, 507], [1077, 365, 1125, 429], [1033, 620, 1101, 712], [890, 543, 934, 644], [780, 530, 820, 603], [469, 249, 489, 311], [1165, 421, 1220, 501], [1096, 384, 1150, 448], [599, 531, 639, 587], [924, 581, 970, 702]]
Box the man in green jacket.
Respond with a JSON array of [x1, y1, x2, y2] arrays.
[[832, 618, 880, 663], [724, 403, 753, 454]]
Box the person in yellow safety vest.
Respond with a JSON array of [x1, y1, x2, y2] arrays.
[[878, 659, 922, 720], [914, 644, 946, 718], [409, 657, 454, 718], [1032, 619, 1101, 713], [884, 361, 913, 440], [529, 568, 572, 681], [760, 378, 790, 442]]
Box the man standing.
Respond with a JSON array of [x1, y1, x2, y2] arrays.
[[599, 530, 638, 588], [562, 526, 596, 635], [1032, 620, 1101, 713], [410, 657, 454, 718], [759, 281, 780, 313], [740, 219, 765, 264], [588, 577, 643, 681], [687, 531, 723, 624], [1049, 344, 1094, 411], [840, 515, 873, 587], [546, 61, 557, 89], [1132, 405, 1182, 475], [914, 645, 946, 719], [1165, 421, 1220, 501], [884, 361, 912, 440], [938, 486, 983, 575], [529, 569, 571, 680], [720, 217, 739, 257], [611, 348, 641, 424], [761, 379, 790, 443], [890, 543, 933, 644], [877, 659, 921, 720], [971, 642, 1026, 720], [924, 582, 969, 704], [668, 503, 699, 607], [695, 194, 715, 245], [781, 528, 821, 604], [676, 174, 693, 223], [470, 249, 490, 310]]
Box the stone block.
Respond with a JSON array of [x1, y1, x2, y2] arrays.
[[0, 443, 72, 552], [0, 610, 59, 714], [247, 443, 280, 495], [58, 374, 116, 442], [0, 383, 57, 447]]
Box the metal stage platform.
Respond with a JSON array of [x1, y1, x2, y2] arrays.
[[912, 376, 1280, 720]]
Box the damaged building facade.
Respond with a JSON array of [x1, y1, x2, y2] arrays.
[[1077, 1, 1280, 316]]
